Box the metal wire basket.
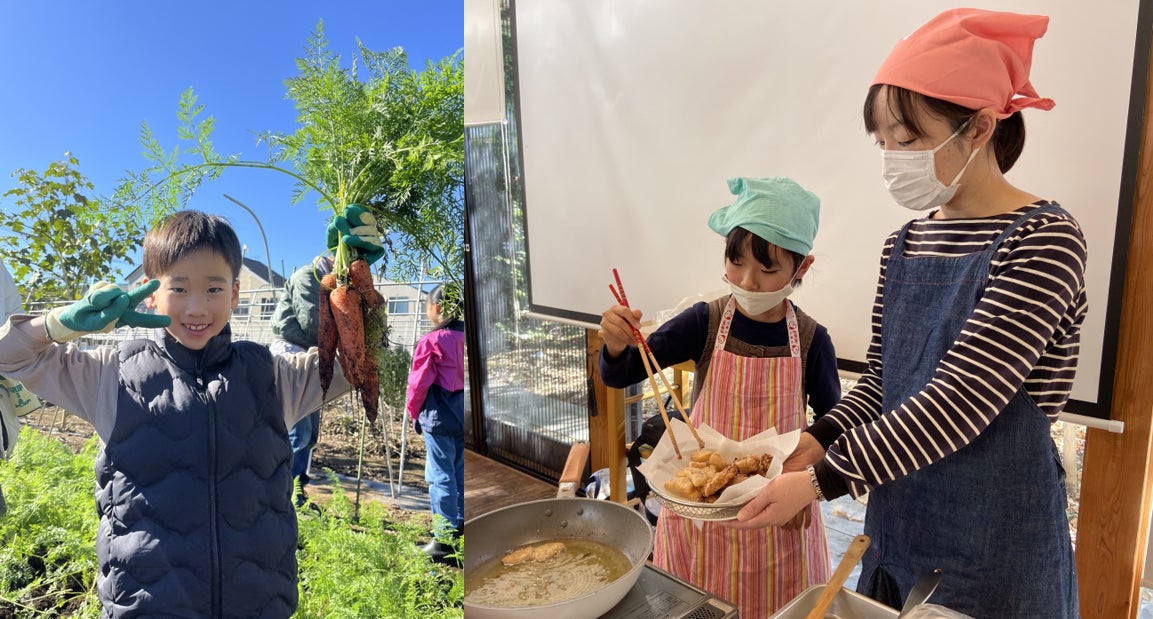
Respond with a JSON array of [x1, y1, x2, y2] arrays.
[[649, 485, 750, 521]]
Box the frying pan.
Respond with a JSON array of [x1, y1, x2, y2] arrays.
[[463, 497, 655, 619]]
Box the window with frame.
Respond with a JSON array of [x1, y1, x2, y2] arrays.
[[387, 297, 411, 315]]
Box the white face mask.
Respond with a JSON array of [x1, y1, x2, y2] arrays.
[[880, 122, 980, 211], [723, 274, 794, 316]]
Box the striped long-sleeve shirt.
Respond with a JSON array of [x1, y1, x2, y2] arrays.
[[808, 202, 1087, 500]]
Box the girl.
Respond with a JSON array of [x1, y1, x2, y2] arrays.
[[734, 10, 1085, 618], [600, 176, 839, 616], [407, 282, 465, 566]]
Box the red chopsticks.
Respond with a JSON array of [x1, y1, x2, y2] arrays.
[[609, 269, 704, 458]]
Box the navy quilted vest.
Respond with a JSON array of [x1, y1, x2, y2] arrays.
[[93, 326, 297, 618]]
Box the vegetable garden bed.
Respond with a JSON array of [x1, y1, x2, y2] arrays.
[[0, 402, 460, 618]]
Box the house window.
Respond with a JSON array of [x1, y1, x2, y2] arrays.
[[387, 297, 411, 315]]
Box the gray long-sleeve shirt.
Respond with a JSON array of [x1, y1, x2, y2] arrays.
[[0, 315, 348, 442]]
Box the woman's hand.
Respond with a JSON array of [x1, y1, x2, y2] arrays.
[[780, 504, 812, 530], [725, 471, 816, 529], [782, 432, 826, 473], [599, 305, 644, 357]]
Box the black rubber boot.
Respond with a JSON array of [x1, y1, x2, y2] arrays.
[[420, 540, 461, 568]]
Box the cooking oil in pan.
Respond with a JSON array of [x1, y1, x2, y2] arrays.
[[465, 539, 632, 608]]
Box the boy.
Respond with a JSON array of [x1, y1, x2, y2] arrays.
[[0, 209, 380, 618]]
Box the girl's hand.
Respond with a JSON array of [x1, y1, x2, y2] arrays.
[[782, 432, 826, 473], [599, 305, 643, 357], [725, 471, 816, 529]]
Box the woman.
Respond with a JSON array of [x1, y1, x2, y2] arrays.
[[731, 9, 1086, 617]]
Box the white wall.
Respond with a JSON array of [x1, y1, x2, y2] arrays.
[[505, 0, 1147, 417]]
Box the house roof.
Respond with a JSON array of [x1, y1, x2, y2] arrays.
[[242, 257, 287, 288], [122, 257, 286, 288]]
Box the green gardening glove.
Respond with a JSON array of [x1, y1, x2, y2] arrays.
[[326, 204, 385, 265], [45, 280, 171, 343], [115, 281, 172, 329]]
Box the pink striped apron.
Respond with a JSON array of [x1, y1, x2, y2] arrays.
[[652, 297, 830, 617]]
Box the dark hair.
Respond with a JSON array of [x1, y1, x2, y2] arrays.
[[724, 227, 804, 277], [143, 211, 243, 279], [862, 84, 1026, 173]]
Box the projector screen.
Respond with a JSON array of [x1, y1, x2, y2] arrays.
[[509, 0, 1150, 419], [464, 0, 504, 126]]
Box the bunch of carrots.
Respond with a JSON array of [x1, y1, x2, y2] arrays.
[[317, 242, 386, 422]]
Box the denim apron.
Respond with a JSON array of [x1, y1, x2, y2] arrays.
[[858, 204, 1078, 618], [653, 298, 829, 616]]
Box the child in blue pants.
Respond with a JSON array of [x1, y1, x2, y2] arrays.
[[406, 283, 464, 566]]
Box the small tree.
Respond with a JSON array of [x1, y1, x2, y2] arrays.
[[0, 154, 144, 303], [376, 345, 412, 413], [114, 23, 464, 286]]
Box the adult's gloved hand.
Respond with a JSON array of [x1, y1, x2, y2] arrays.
[[411, 416, 422, 436], [45, 280, 171, 343], [326, 204, 384, 265]]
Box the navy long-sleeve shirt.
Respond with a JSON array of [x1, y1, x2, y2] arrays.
[[809, 203, 1086, 500], [599, 300, 841, 417]]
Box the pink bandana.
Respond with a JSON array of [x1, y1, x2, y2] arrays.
[[872, 8, 1055, 118]]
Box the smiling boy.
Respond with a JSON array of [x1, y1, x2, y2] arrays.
[[0, 210, 376, 618]]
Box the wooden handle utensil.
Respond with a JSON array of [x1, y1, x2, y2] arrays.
[[556, 442, 591, 499], [609, 270, 705, 456], [804, 534, 871, 619]]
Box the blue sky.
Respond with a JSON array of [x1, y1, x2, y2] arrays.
[[0, 1, 462, 285]]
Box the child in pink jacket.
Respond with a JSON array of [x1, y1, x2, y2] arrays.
[[406, 283, 464, 565]]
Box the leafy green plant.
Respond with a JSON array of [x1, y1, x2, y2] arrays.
[[0, 429, 101, 617], [114, 22, 463, 285], [0, 154, 145, 302], [294, 472, 462, 618], [376, 345, 413, 413], [273, 27, 463, 284], [437, 281, 463, 324], [0, 430, 462, 617]]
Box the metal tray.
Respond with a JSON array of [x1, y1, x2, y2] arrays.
[[649, 485, 747, 521], [770, 584, 898, 619]]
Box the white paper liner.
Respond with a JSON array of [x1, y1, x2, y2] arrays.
[[637, 418, 800, 506]]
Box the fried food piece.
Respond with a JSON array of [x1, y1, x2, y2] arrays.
[[759, 453, 775, 476], [702, 464, 738, 496], [690, 449, 715, 463], [501, 541, 566, 566], [664, 476, 702, 501], [663, 451, 776, 502], [684, 466, 715, 490], [734, 454, 761, 474]]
